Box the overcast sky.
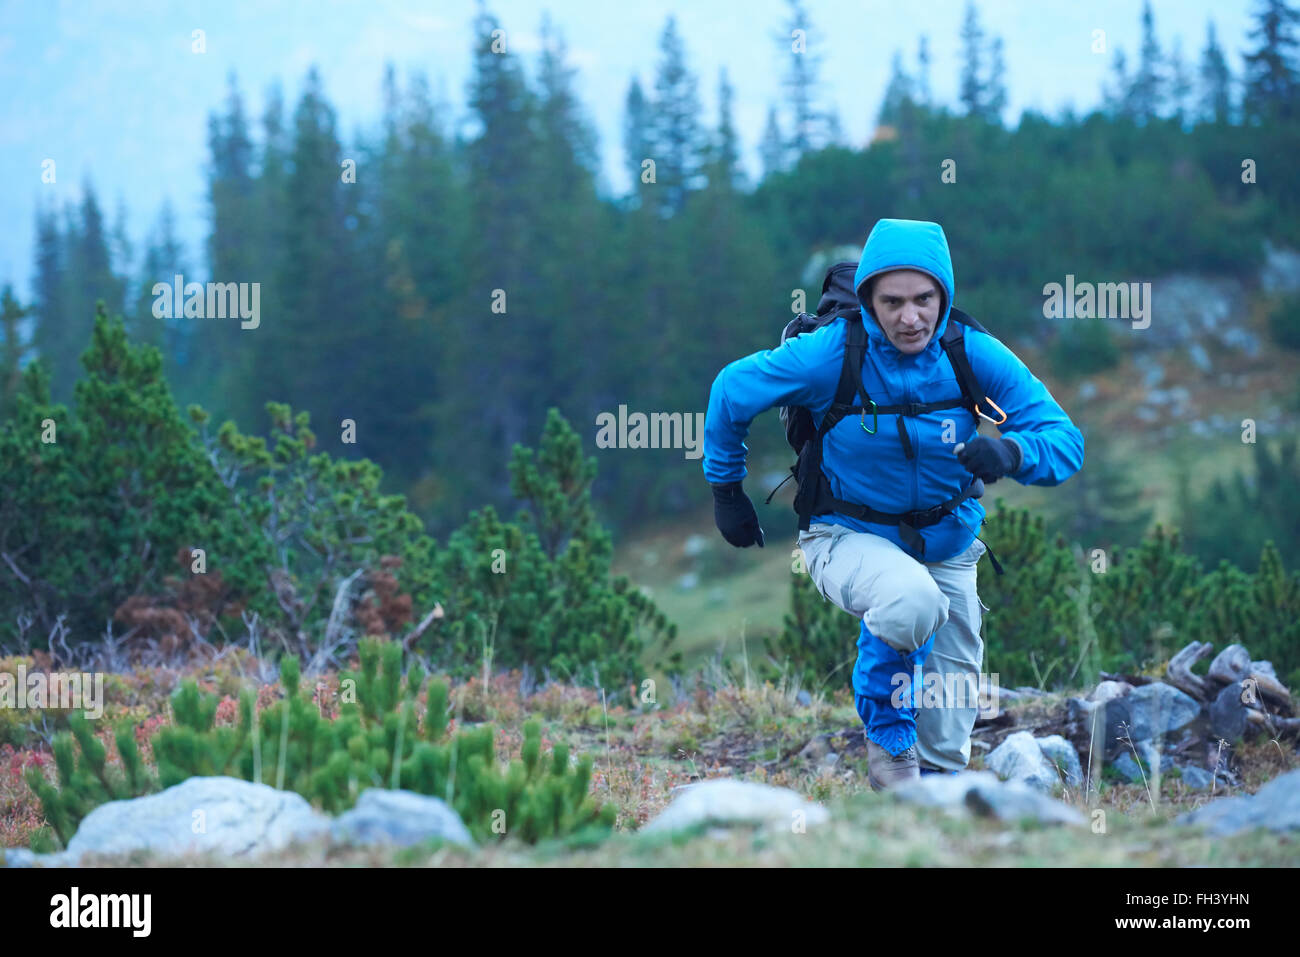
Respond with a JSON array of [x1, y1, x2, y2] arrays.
[[0, 0, 1260, 295]]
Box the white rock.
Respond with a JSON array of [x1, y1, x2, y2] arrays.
[[330, 788, 474, 848], [987, 731, 1061, 793], [642, 779, 829, 834], [65, 776, 329, 863]]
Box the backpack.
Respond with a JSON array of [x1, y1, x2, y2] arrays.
[[769, 261, 1007, 573]]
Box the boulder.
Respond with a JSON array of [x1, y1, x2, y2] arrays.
[[1209, 682, 1249, 744], [1036, 735, 1084, 789], [1112, 742, 1162, 783], [1176, 769, 1300, 836], [642, 779, 829, 834], [986, 731, 1061, 793], [1123, 683, 1202, 743], [64, 777, 328, 863], [330, 788, 474, 848], [894, 771, 1085, 826], [1177, 766, 1216, 791]]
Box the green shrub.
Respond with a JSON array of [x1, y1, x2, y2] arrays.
[[1049, 318, 1120, 380], [27, 637, 617, 849], [1266, 292, 1300, 351], [0, 307, 264, 647]]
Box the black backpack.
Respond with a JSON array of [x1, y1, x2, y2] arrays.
[[768, 261, 1006, 573]]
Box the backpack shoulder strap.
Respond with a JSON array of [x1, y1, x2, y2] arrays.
[[939, 318, 983, 413], [833, 314, 868, 409]]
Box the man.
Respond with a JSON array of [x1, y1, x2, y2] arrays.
[[702, 218, 1084, 790]]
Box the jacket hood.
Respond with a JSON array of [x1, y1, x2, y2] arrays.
[[853, 219, 956, 356]]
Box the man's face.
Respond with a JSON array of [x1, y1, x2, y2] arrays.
[[868, 269, 942, 355]]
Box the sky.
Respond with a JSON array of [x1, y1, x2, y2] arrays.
[[0, 0, 1261, 296]]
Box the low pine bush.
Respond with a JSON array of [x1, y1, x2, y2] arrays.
[[26, 637, 616, 850]]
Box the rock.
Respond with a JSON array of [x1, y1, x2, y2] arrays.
[[1177, 769, 1300, 836], [1036, 735, 1084, 789], [894, 771, 1085, 826], [1177, 766, 1216, 790], [330, 788, 474, 848], [1220, 326, 1260, 357], [986, 731, 1062, 793], [642, 779, 829, 834], [0, 848, 68, 868], [1187, 343, 1212, 373], [796, 690, 812, 707], [1112, 742, 1162, 783], [64, 776, 330, 864], [1089, 680, 1134, 705], [1209, 682, 1249, 744], [1136, 356, 1164, 388], [1124, 683, 1202, 743], [1260, 242, 1300, 295]]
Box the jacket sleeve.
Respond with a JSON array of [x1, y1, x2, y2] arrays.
[[966, 330, 1085, 486], [701, 323, 844, 485]]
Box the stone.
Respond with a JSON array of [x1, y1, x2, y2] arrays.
[[64, 776, 330, 863], [1209, 682, 1248, 744], [1123, 683, 1202, 744], [1089, 680, 1134, 705], [1177, 766, 1216, 790], [1176, 769, 1300, 836], [1112, 742, 1162, 783], [330, 788, 474, 848], [894, 770, 1085, 826], [1036, 735, 1084, 789], [642, 779, 829, 834], [986, 731, 1061, 793]]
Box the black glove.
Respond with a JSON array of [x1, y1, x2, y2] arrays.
[[711, 481, 765, 548], [954, 436, 1022, 483]]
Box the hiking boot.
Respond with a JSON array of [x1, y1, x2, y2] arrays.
[[866, 736, 920, 792]]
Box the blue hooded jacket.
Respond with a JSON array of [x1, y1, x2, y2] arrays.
[[702, 218, 1085, 563]]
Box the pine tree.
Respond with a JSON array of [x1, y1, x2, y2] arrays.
[[916, 35, 932, 106], [878, 50, 915, 127], [759, 104, 787, 178], [779, 0, 832, 159], [705, 68, 744, 192], [1198, 21, 1233, 124], [1103, 49, 1135, 118], [648, 15, 704, 215], [622, 77, 652, 205], [1242, 0, 1300, 124], [958, 2, 987, 117], [0, 285, 30, 421], [1166, 38, 1194, 125], [1130, 1, 1166, 123], [986, 35, 1008, 121]]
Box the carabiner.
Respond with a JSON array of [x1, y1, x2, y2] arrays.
[[860, 399, 878, 434], [974, 397, 1007, 426]]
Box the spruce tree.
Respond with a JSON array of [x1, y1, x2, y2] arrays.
[[1242, 0, 1300, 124], [1198, 21, 1233, 124]]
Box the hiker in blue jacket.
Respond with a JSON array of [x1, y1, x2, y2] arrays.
[[702, 218, 1084, 790]]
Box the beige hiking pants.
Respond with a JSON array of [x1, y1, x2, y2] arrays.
[[797, 522, 990, 771]]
